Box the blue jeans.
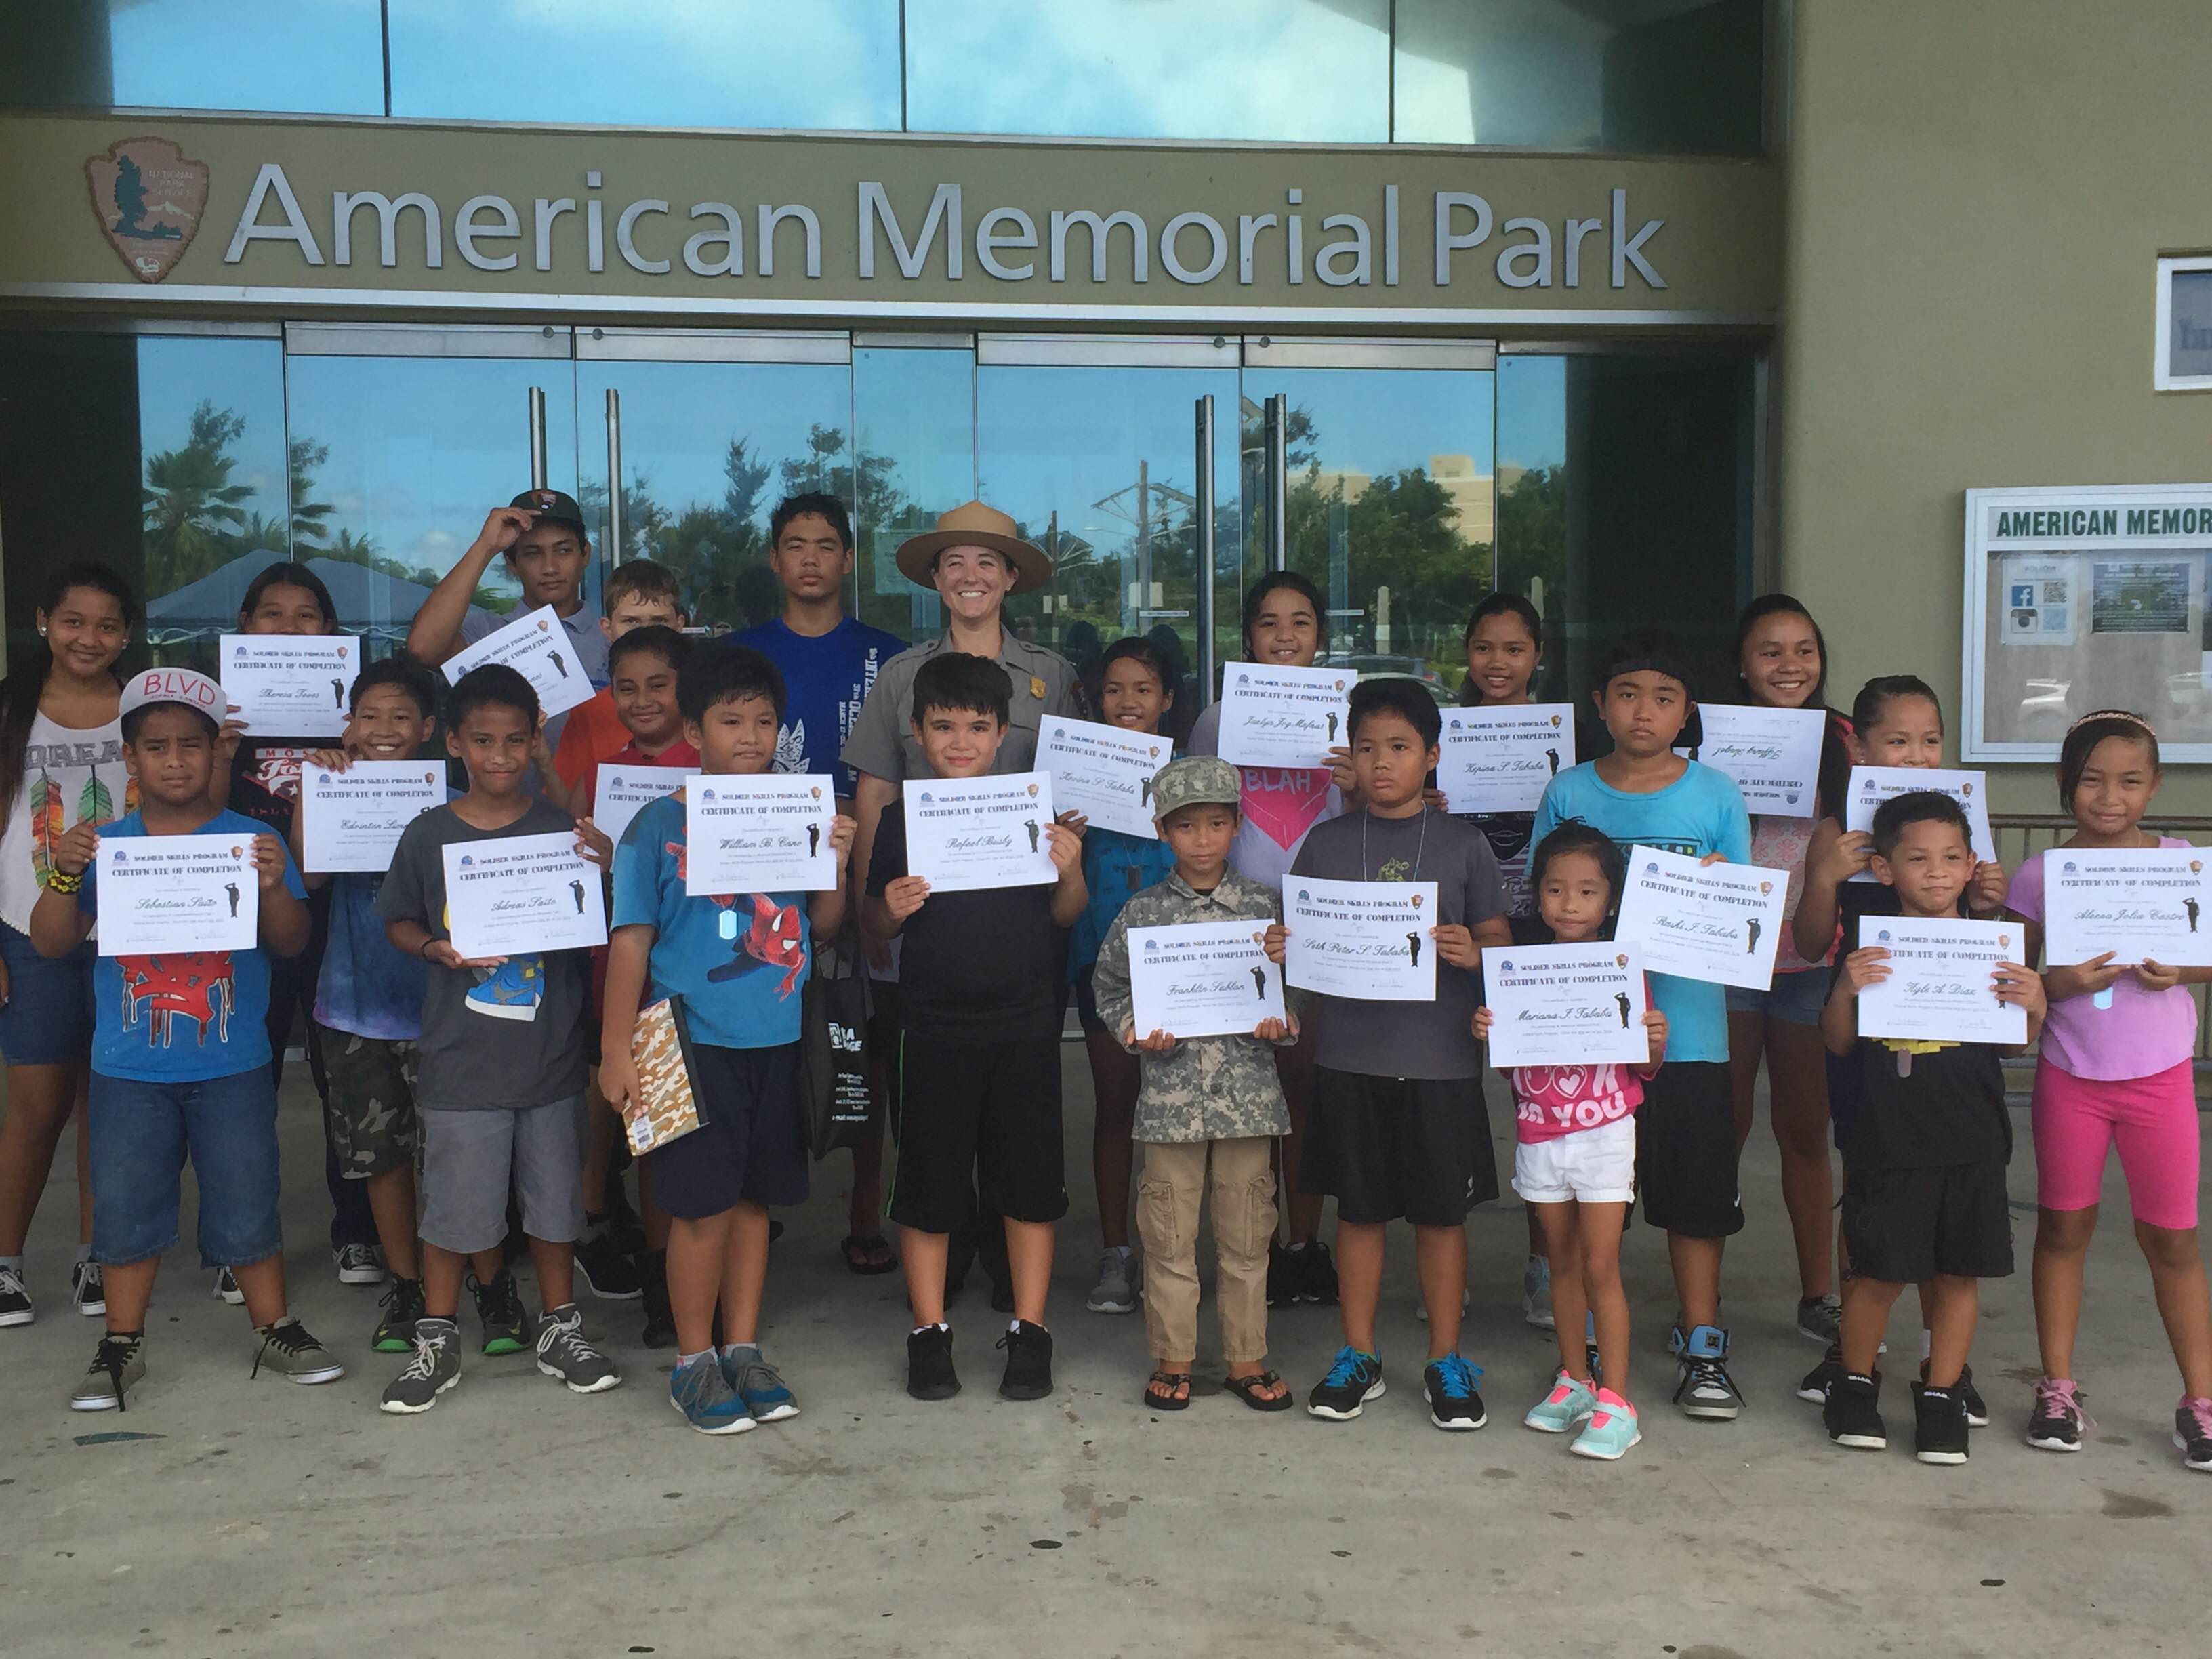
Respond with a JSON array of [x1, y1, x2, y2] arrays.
[[89, 1067, 283, 1269]]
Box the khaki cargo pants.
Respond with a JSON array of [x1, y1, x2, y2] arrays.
[[1136, 1136, 1277, 1365]]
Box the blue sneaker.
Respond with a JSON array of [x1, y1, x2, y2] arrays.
[[723, 1347, 800, 1424], [1307, 1346, 1386, 1420], [1524, 1369, 1599, 1433], [670, 1352, 755, 1436], [1423, 1353, 1487, 1431], [1570, 1389, 1642, 1460]]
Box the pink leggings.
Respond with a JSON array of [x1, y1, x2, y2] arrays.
[[2032, 1058, 2200, 1230]]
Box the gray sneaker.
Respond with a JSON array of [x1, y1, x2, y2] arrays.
[[251, 1317, 346, 1385], [70, 1332, 146, 1412], [535, 1304, 621, 1394], [726, 1351, 800, 1423], [380, 1319, 461, 1414], [1797, 1294, 1842, 1345], [1522, 1255, 1555, 1330], [1086, 1246, 1137, 1315]]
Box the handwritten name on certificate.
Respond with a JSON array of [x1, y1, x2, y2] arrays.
[[1437, 703, 1576, 815], [905, 771, 1060, 893], [1844, 766, 1996, 878], [443, 832, 607, 958], [596, 766, 689, 852], [1679, 703, 1826, 817], [220, 634, 357, 738], [686, 775, 838, 895], [2043, 846, 2212, 968], [1855, 915, 2026, 1045], [1128, 920, 1286, 1040], [1038, 716, 1171, 840], [1216, 663, 1354, 769], [1483, 942, 1650, 1069], [441, 605, 592, 718], [1613, 846, 1790, 991], [96, 834, 258, 956], [1282, 876, 1439, 1002], [300, 761, 445, 873]]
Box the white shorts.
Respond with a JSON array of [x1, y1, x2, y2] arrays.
[[1512, 1115, 1637, 1206]]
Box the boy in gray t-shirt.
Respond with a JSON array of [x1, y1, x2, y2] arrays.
[[373, 664, 619, 1414]]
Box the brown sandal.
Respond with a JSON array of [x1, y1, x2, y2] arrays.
[[1143, 1370, 1193, 1411], [1224, 1370, 1294, 1412]]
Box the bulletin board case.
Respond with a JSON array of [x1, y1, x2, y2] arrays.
[[1963, 484, 2212, 763]]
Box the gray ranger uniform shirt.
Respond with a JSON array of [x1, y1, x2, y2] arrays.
[[839, 633, 1082, 786]]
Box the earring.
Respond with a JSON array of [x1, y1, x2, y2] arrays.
[[37, 628, 46, 638]]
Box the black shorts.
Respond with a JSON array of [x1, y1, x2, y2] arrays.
[[1301, 1068, 1497, 1227], [645, 1042, 810, 1221], [866, 977, 903, 1122], [1843, 1160, 2013, 1284], [890, 1034, 1066, 1232], [1635, 1061, 1744, 1240]]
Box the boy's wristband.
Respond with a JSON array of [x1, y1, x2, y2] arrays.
[[45, 867, 84, 895]]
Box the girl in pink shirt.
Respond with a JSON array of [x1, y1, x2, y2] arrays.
[[2006, 711, 2212, 1472]]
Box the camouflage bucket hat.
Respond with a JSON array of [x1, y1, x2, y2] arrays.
[[1149, 755, 1242, 822]]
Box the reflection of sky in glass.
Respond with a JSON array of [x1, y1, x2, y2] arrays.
[[137, 336, 289, 517], [853, 348, 975, 639], [1498, 355, 1567, 474], [388, 0, 901, 129], [105, 0, 384, 115], [905, 0, 1388, 142], [1246, 367, 1495, 487]]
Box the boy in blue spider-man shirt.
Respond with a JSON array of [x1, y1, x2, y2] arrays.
[[600, 647, 855, 1435]]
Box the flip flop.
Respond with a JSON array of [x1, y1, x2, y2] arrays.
[[1223, 1370, 1294, 1412], [1143, 1370, 1193, 1411], [840, 1233, 898, 1276]]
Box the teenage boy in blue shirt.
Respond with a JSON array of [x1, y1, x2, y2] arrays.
[[600, 647, 857, 1435], [32, 667, 342, 1411], [1532, 630, 1753, 1422]]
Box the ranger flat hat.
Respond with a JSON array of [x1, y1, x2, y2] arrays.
[[893, 500, 1052, 595], [1149, 755, 1242, 822]]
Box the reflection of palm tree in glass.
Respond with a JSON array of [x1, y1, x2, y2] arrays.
[[142, 401, 253, 590]]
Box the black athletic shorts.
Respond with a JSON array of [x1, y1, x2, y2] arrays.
[[1635, 1060, 1745, 1240], [1302, 1067, 1497, 1226], [889, 1033, 1066, 1233], [646, 1041, 810, 1220], [1842, 1160, 2013, 1284]]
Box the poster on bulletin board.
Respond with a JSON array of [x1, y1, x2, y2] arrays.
[[1963, 485, 2212, 762]]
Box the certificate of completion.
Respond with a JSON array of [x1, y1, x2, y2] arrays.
[[1037, 716, 1170, 840], [300, 761, 446, 873], [1855, 915, 2027, 1044], [1482, 942, 1650, 1069], [1216, 664, 1354, 769], [904, 771, 1060, 893], [1436, 703, 1576, 815], [1845, 766, 1996, 877], [2041, 846, 2212, 967], [1680, 703, 1826, 817], [1613, 846, 1791, 990], [441, 605, 593, 719], [596, 766, 690, 851], [1282, 876, 1439, 1002], [96, 834, 258, 956], [443, 831, 607, 958], [1127, 920, 1286, 1040], [219, 634, 358, 738], [685, 775, 839, 895]]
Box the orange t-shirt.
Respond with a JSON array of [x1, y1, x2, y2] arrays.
[[552, 689, 630, 789]]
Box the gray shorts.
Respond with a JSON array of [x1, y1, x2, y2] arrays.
[[417, 1097, 587, 1254]]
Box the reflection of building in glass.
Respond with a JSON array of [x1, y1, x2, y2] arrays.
[[1313, 455, 1494, 545]]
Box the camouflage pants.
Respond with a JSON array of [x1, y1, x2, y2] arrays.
[[316, 1021, 421, 1181]]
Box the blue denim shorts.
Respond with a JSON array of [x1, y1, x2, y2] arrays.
[[0, 922, 95, 1067], [1723, 966, 1830, 1026], [88, 1067, 283, 1268]]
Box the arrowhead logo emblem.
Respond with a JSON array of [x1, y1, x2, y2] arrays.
[[85, 136, 209, 284]]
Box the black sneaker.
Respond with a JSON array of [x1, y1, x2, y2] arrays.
[[2174, 1398, 2212, 1473], [0, 1262, 32, 1327], [372, 1277, 426, 1353], [1824, 1370, 1886, 1450], [1798, 1343, 1847, 1405], [332, 1242, 386, 1286], [1423, 1354, 1487, 1431], [1923, 1360, 1988, 1428], [997, 1320, 1054, 1400], [2025, 1378, 2087, 1452], [470, 1269, 529, 1357], [574, 1229, 642, 1301], [639, 1250, 676, 1351], [1913, 1380, 1969, 1465], [907, 1324, 960, 1401], [1292, 1240, 1340, 1307], [1265, 1240, 1293, 1309], [1307, 1345, 1386, 1420]]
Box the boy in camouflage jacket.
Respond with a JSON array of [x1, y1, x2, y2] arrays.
[[1092, 756, 1297, 1414]]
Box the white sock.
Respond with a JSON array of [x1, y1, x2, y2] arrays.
[[0, 1254, 22, 1274], [1920, 1328, 1933, 1363], [678, 1347, 715, 1367], [910, 1322, 948, 1337]]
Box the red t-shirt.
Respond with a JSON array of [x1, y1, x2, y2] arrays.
[[552, 690, 630, 790], [583, 737, 699, 1019]]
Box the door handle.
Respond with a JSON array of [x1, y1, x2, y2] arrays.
[[1263, 392, 1288, 573], [1194, 394, 1216, 705], [527, 386, 548, 491], [605, 387, 624, 563]]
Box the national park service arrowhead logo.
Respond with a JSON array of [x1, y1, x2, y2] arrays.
[[85, 137, 209, 284]]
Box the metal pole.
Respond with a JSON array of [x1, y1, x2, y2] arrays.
[[1193, 394, 1216, 707], [527, 386, 548, 491], [605, 387, 624, 564], [1264, 393, 1288, 572]]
